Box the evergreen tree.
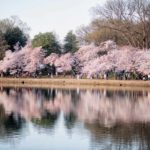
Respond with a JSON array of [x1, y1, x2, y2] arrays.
[[64, 31, 78, 53], [0, 32, 9, 60], [4, 27, 27, 51]]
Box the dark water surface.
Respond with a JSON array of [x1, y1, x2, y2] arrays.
[[0, 87, 150, 150]]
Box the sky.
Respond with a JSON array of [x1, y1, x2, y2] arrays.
[[0, 0, 105, 40]]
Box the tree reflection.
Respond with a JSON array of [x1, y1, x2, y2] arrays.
[[64, 112, 77, 130], [0, 104, 5, 122], [32, 111, 59, 130], [0, 87, 149, 125], [4, 112, 24, 133], [85, 123, 150, 150], [0, 104, 25, 139], [0, 86, 150, 149]]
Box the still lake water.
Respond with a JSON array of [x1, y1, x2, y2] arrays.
[[0, 87, 150, 150]]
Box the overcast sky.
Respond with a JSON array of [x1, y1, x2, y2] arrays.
[[0, 0, 106, 40]]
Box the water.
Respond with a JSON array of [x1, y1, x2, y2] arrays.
[[0, 87, 150, 150]]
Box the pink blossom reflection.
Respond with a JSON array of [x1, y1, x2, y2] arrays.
[[0, 87, 150, 127]]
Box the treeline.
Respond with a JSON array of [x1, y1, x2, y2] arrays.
[[77, 0, 150, 48], [1, 0, 150, 61], [32, 31, 79, 56], [0, 16, 79, 60]]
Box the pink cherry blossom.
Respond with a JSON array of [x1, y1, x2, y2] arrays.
[[0, 46, 45, 74], [55, 53, 75, 73], [44, 53, 59, 65], [0, 40, 150, 77]]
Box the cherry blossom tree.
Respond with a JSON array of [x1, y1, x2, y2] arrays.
[[0, 40, 150, 78], [43, 53, 59, 65], [23, 46, 45, 73], [135, 51, 150, 74], [0, 45, 45, 75], [55, 53, 75, 73]]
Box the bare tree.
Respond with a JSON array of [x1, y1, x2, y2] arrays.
[[91, 0, 150, 48]]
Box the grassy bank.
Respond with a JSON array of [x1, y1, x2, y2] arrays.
[[0, 78, 150, 89]]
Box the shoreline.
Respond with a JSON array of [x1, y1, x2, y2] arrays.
[[0, 78, 150, 89]]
